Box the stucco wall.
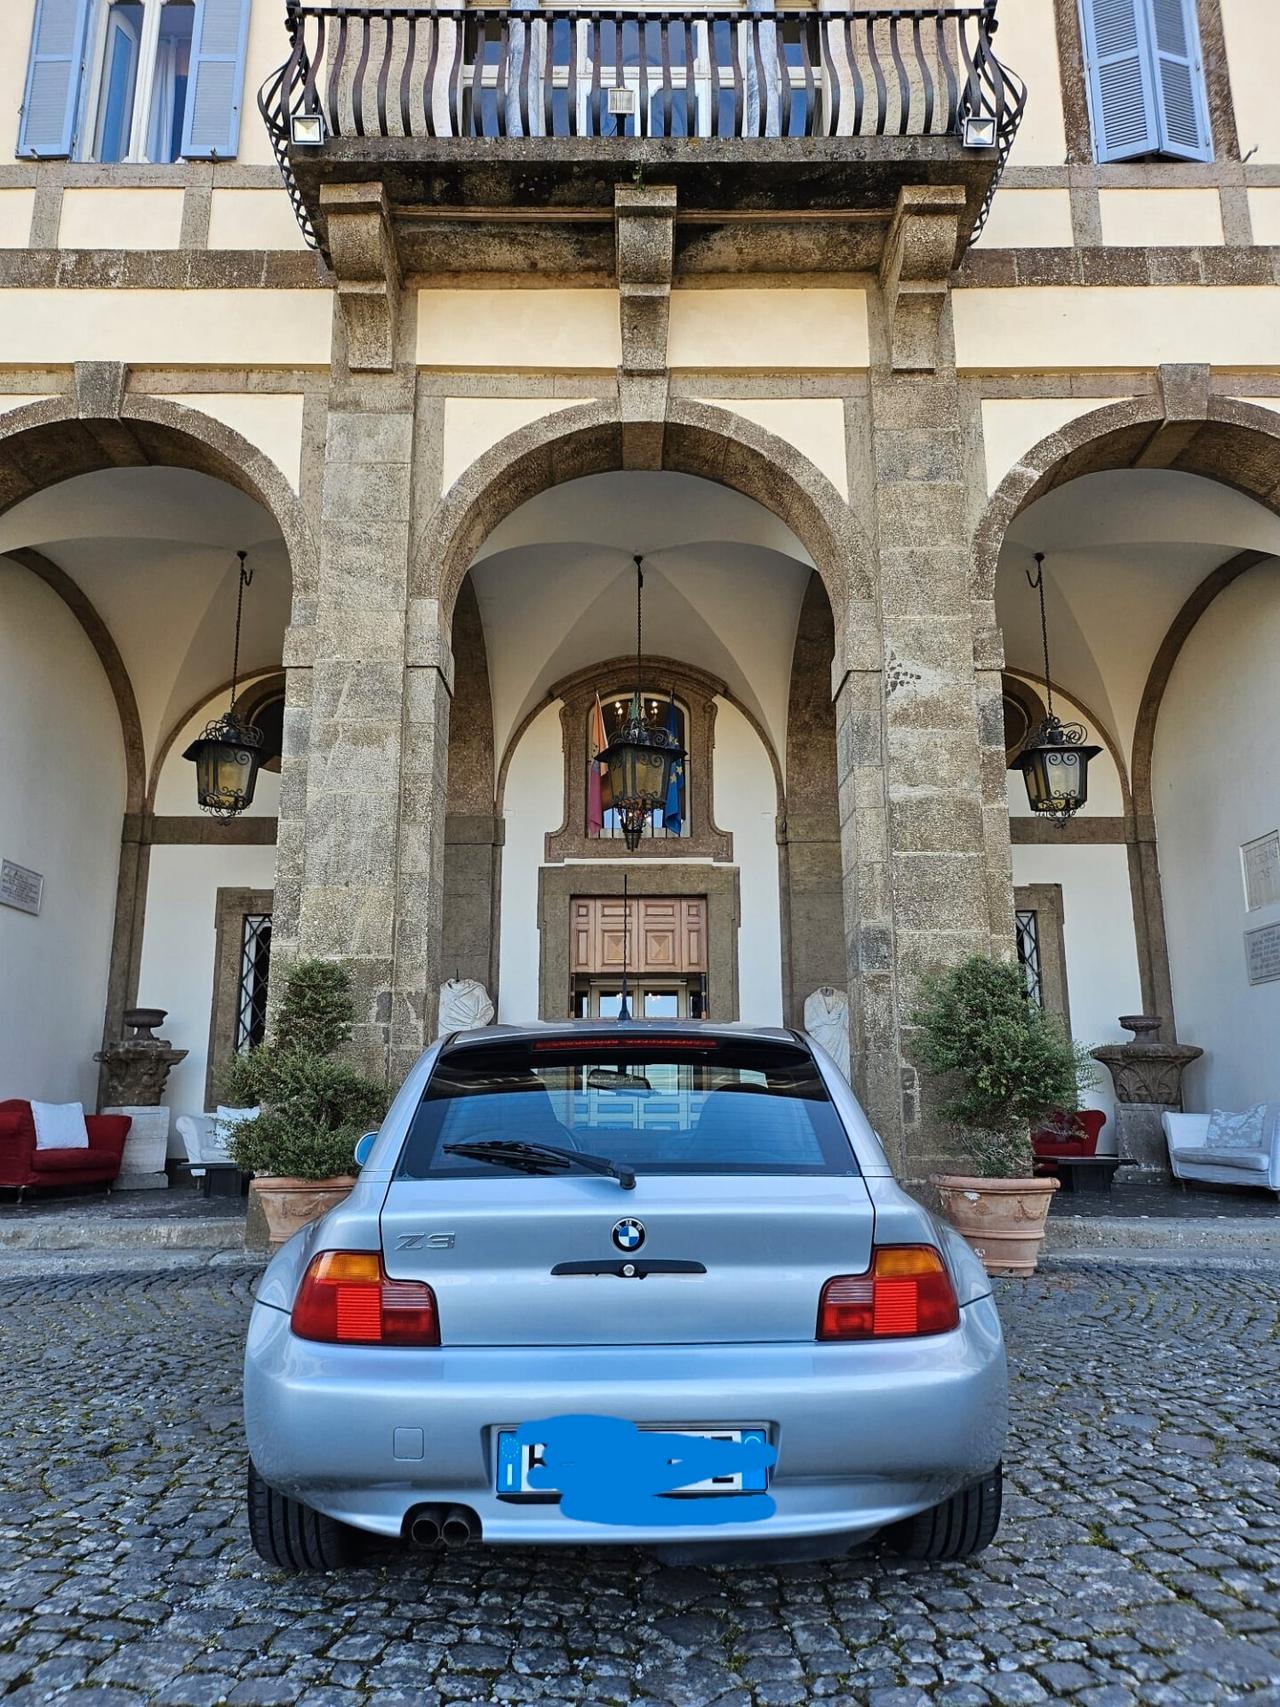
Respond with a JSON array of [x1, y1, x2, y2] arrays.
[[0, 560, 126, 1108], [1155, 558, 1280, 1112], [497, 702, 562, 1025]]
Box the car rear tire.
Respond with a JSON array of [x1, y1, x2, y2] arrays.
[[882, 1463, 1003, 1562], [246, 1461, 360, 1572]]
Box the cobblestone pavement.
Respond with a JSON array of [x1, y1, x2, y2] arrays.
[[1, 1261, 1279, 1707]]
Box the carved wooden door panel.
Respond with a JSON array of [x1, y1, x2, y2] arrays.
[[570, 898, 707, 974]]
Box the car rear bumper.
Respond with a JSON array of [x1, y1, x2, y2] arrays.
[[244, 1295, 1006, 1545]]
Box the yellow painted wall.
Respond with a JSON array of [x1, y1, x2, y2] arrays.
[[1098, 189, 1223, 248], [668, 291, 868, 372], [59, 188, 185, 250], [990, 0, 1068, 167], [440, 397, 580, 490], [699, 397, 849, 498], [207, 188, 311, 252], [975, 189, 1074, 250], [240, 0, 290, 168], [0, 290, 332, 366], [954, 287, 1280, 372], [156, 393, 306, 490], [1249, 191, 1280, 248], [1220, 0, 1280, 164], [980, 398, 1125, 493], [418, 290, 621, 370], [1, 6, 32, 161], [0, 190, 34, 248]]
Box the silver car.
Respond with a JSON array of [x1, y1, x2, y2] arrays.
[[244, 1022, 1007, 1571]]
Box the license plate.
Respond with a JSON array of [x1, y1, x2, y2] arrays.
[[496, 1426, 770, 1497]]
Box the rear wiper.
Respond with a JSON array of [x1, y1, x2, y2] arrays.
[[443, 1139, 636, 1190]]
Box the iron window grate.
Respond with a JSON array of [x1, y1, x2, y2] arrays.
[[235, 913, 273, 1052], [1015, 909, 1043, 1008]]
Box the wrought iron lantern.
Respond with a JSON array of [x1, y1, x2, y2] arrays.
[[597, 556, 684, 852], [184, 551, 264, 821], [1014, 553, 1100, 825]]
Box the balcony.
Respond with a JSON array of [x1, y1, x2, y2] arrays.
[[260, 2, 1024, 276]]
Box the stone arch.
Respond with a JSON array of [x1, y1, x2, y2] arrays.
[[972, 393, 1280, 604], [414, 397, 875, 625], [0, 390, 319, 599]]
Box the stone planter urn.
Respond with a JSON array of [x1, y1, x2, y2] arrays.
[[95, 1008, 188, 1190], [248, 1176, 357, 1251], [1090, 1016, 1203, 1180], [933, 1175, 1060, 1278]]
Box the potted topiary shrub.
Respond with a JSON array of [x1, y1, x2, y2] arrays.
[[912, 955, 1095, 1277], [218, 958, 389, 1250]]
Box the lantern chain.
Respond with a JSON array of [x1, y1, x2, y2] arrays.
[[1027, 551, 1053, 719], [634, 553, 644, 712], [229, 550, 254, 712]]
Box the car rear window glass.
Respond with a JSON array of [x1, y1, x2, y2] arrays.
[[397, 1035, 857, 1179]]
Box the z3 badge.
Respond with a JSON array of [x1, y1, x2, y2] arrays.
[[395, 1232, 456, 1250]]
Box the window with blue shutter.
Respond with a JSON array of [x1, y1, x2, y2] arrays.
[[1079, 0, 1212, 163], [18, 0, 94, 158], [180, 0, 252, 158]]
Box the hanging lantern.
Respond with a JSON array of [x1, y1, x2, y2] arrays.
[[184, 551, 264, 821], [597, 556, 684, 852], [1014, 553, 1100, 825]]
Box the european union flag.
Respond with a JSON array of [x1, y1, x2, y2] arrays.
[[663, 691, 684, 835]]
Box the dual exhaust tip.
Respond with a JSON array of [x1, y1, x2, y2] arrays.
[[407, 1503, 480, 1548]]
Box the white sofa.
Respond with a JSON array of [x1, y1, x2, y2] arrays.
[[174, 1114, 234, 1178], [1162, 1111, 1280, 1197]]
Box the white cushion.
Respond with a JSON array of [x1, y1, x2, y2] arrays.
[[1176, 1146, 1270, 1174], [30, 1101, 90, 1150], [216, 1104, 259, 1126], [1206, 1104, 1270, 1151]]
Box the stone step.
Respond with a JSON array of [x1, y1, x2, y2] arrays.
[[1045, 1213, 1280, 1257], [0, 1214, 245, 1253]]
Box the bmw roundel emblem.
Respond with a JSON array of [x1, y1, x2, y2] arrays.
[[612, 1218, 645, 1253]]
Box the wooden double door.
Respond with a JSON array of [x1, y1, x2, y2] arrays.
[[569, 897, 708, 1018]]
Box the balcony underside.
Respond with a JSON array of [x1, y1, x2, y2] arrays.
[[291, 137, 1000, 275]]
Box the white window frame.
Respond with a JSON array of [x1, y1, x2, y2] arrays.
[[76, 0, 191, 163]]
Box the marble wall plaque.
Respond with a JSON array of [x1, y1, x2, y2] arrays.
[[0, 858, 42, 916], [1242, 831, 1280, 912], [1245, 921, 1280, 987]]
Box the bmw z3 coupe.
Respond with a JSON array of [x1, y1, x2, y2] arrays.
[[244, 1022, 1007, 1571]]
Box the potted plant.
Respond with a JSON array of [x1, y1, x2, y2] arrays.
[[218, 959, 389, 1250], [912, 956, 1094, 1277]]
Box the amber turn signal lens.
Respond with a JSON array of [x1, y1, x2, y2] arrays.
[[817, 1245, 960, 1340], [291, 1250, 440, 1346]]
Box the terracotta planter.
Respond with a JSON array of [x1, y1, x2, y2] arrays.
[[932, 1174, 1060, 1278], [250, 1175, 356, 1250]]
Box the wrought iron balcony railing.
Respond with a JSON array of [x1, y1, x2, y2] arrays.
[[260, 2, 1024, 260]]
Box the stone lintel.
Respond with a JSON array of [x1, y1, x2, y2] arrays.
[[614, 184, 676, 469], [878, 184, 965, 373], [74, 360, 129, 419], [320, 182, 401, 373], [1136, 361, 1213, 467]]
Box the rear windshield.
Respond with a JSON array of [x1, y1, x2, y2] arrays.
[[397, 1035, 856, 1179]]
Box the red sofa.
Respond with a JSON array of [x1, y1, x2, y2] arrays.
[[0, 1101, 131, 1197]]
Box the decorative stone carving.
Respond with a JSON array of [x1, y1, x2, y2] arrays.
[[804, 987, 851, 1085], [878, 184, 965, 372], [320, 182, 401, 372], [1091, 1015, 1203, 1179], [437, 979, 496, 1038], [614, 184, 676, 469], [95, 1007, 188, 1109]]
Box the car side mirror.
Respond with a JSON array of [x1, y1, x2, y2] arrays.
[[354, 1132, 377, 1168]]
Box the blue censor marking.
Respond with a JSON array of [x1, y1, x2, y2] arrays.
[[511, 1414, 777, 1527]]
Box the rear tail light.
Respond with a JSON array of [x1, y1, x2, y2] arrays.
[[817, 1245, 960, 1340], [291, 1251, 440, 1346]]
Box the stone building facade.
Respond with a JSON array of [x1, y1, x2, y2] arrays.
[[1, 0, 1278, 1181]]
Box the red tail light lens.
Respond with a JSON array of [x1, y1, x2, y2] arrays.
[[291, 1251, 440, 1346], [817, 1246, 960, 1340]]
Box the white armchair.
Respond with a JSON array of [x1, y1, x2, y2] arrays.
[[175, 1114, 233, 1178], [1162, 1110, 1280, 1198]]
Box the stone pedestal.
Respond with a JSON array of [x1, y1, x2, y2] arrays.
[[1091, 1015, 1203, 1181], [107, 1106, 171, 1190]]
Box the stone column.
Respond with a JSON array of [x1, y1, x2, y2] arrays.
[[293, 391, 417, 1083], [866, 369, 1015, 1182]]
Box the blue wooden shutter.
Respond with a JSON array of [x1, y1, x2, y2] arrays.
[[17, 0, 93, 158], [180, 0, 252, 158], [1146, 0, 1213, 160], [1079, 0, 1159, 161]]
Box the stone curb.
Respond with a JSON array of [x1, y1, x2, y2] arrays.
[[0, 1216, 246, 1253], [1045, 1214, 1280, 1256]]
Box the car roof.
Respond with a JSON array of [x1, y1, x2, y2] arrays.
[[437, 1020, 805, 1055]]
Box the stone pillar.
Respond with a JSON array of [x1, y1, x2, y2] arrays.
[[865, 367, 1015, 1182], [294, 388, 417, 1083]]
